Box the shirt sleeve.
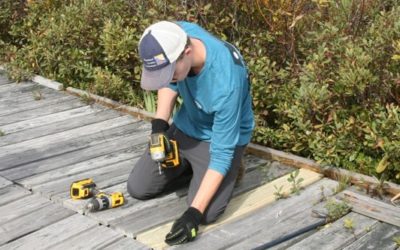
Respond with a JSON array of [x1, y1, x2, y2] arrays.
[[168, 82, 179, 93], [208, 76, 244, 176]]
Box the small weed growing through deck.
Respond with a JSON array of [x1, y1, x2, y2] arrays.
[[343, 217, 357, 238], [32, 87, 43, 100], [0, 130, 5, 136], [287, 169, 304, 195], [273, 185, 289, 200], [81, 93, 95, 105], [393, 236, 400, 247], [324, 199, 351, 222], [314, 185, 327, 204], [333, 174, 351, 194], [343, 217, 355, 231]]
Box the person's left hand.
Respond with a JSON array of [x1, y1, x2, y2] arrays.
[[165, 207, 203, 245]]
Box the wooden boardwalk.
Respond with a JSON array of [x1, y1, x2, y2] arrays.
[[0, 71, 399, 249]]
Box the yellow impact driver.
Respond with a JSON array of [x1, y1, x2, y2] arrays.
[[149, 133, 180, 174]]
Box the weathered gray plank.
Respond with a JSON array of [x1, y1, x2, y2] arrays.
[[0, 105, 106, 134], [339, 190, 400, 227], [0, 176, 12, 188], [0, 129, 149, 181], [0, 81, 38, 94], [342, 222, 399, 250], [113, 196, 188, 238], [48, 224, 125, 249], [0, 83, 62, 98], [0, 75, 12, 85], [0, 185, 31, 207], [0, 93, 76, 117], [286, 212, 378, 250], [0, 86, 61, 107], [242, 153, 269, 172], [101, 236, 149, 250], [0, 98, 87, 126], [176, 178, 339, 250], [0, 92, 35, 105], [0, 121, 150, 171], [218, 179, 338, 250], [0, 194, 53, 224], [0, 202, 74, 246], [0, 214, 97, 250], [0, 115, 136, 157], [0, 109, 122, 147], [268, 230, 317, 250], [0, 212, 147, 250], [32, 157, 139, 200], [233, 160, 295, 197], [19, 146, 144, 189]]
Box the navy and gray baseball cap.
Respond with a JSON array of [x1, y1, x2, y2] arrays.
[[139, 21, 187, 90]]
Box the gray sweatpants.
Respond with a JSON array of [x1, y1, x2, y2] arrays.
[[127, 124, 245, 224]]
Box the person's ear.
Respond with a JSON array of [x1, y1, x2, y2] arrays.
[[184, 46, 192, 55]]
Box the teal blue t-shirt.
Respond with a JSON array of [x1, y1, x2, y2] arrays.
[[169, 21, 254, 176]]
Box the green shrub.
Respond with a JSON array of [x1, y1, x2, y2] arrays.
[[0, 0, 399, 183]]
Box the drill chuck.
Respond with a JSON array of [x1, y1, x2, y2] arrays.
[[84, 192, 124, 213], [85, 196, 109, 212]]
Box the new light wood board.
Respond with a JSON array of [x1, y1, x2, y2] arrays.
[[136, 169, 322, 249]]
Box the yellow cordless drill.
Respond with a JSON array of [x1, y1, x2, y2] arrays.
[[70, 178, 97, 200], [84, 192, 124, 213], [149, 133, 180, 174], [70, 179, 125, 212]]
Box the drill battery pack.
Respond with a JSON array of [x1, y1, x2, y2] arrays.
[[70, 178, 97, 200]]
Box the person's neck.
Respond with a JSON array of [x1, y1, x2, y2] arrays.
[[189, 38, 206, 75]]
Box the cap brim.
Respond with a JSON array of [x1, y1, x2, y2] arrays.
[[140, 61, 176, 91]]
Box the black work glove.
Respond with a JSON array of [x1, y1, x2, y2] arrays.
[[150, 118, 172, 154], [165, 207, 203, 245], [151, 118, 169, 134]]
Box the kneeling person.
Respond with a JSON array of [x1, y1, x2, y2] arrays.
[[127, 21, 254, 245]]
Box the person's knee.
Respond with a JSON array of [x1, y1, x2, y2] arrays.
[[202, 207, 225, 224], [127, 179, 155, 200], [126, 170, 157, 200]]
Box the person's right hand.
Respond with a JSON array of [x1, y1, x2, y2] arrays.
[[151, 118, 169, 134], [150, 118, 172, 155]]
